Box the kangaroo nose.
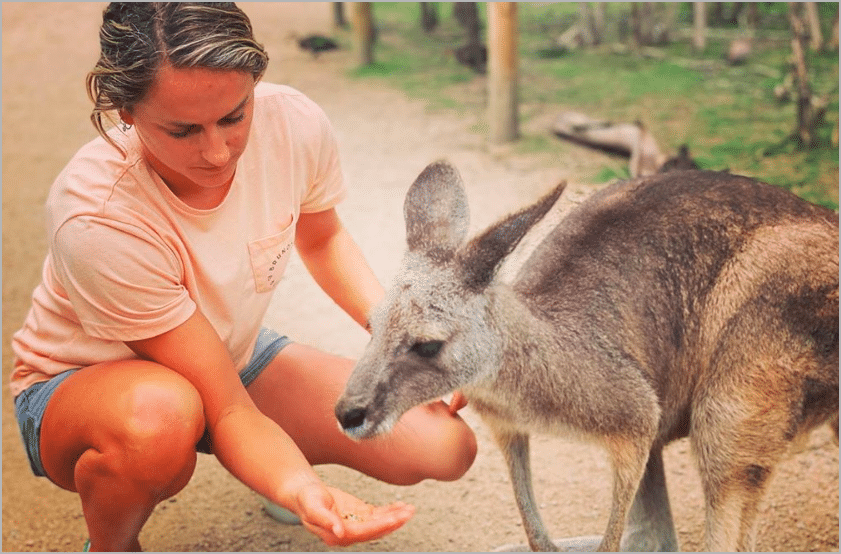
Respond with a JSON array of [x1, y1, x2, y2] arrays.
[[338, 407, 367, 431]]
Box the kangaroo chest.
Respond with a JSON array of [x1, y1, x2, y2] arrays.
[[465, 382, 582, 436]]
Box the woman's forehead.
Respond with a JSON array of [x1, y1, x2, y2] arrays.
[[139, 64, 254, 124]]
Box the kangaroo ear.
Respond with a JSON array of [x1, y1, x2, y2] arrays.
[[459, 181, 566, 291], [404, 160, 470, 262]]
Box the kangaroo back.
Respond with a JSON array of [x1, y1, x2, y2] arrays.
[[514, 170, 838, 443]]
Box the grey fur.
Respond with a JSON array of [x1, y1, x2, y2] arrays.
[[336, 160, 839, 551]]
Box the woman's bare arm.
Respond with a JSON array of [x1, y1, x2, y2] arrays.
[[295, 208, 384, 330]]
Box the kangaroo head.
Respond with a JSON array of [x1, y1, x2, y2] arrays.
[[335, 160, 565, 439]]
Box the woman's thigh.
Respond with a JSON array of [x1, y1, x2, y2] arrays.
[[38, 360, 205, 492], [245, 342, 477, 485]]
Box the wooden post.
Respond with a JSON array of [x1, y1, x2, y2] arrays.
[[488, 2, 518, 144], [351, 2, 374, 66], [693, 2, 707, 53]]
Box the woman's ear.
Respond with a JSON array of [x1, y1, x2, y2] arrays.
[[119, 109, 135, 125]]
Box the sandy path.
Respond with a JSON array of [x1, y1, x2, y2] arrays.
[[3, 3, 837, 552]]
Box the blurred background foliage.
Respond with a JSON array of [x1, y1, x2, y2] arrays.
[[324, 2, 838, 209]]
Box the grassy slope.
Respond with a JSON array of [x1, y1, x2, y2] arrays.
[[339, 2, 838, 209]]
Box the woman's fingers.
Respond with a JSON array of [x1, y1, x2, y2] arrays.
[[297, 484, 415, 546]]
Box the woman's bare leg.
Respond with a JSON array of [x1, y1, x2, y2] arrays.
[[246, 342, 477, 485], [39, 360, 206, 552]]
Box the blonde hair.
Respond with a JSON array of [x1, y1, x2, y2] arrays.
[[86, 2, 269, 154]]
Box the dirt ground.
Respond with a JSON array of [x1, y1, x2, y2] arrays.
[[2, 3, 838, 552]]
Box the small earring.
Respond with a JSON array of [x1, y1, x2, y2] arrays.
[[120, 121, 132, 132]]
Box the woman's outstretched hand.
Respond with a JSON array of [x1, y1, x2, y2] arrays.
[[294, 482, 415, 546]]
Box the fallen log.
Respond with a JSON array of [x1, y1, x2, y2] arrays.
[[551, 111, 670, 177]]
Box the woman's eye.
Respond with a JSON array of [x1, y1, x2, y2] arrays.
[[410, 340, 444, 358], [168, 127, 194, 139], [166, 113, 243, 139], [221, 113, 245, 126]]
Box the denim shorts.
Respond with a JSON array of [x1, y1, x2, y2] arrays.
[[14, 328, 292, 478]]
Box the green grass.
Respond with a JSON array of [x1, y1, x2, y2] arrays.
[[342, 2, 839, 209]]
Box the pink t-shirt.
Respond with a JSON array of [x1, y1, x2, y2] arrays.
[[10, 82, 346, 397]]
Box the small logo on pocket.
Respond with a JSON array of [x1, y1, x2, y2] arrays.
[[248, 228, 296, 294], [266, 242, 294, 288]]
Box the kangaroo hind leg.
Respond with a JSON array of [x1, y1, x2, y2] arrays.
[[593, 434, 654, 552], [620, 445, 679, 551], [552, 444, 677, 552], [698, 458, 773, 551], [693, 396, 790, 551]]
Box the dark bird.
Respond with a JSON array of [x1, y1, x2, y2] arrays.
[[454, 42, 487, 74], [658, 144, 700, 173], [296, 34, 339, 57]]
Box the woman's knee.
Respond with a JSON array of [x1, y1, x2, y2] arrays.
[[47, 361, 206, 496], [117, 372, 205, 487], [123, 371, 205, 442]]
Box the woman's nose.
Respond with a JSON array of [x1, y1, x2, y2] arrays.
[[200, 127, 231, 166]]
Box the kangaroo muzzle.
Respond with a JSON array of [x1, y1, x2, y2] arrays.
[[334, 396, 382, 440], [336, 405, 366, 432]]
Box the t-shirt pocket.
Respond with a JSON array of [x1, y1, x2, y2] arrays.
[[248, 224, 295, 293]]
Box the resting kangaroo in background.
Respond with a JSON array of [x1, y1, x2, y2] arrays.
[[336, 161, 839, 551]]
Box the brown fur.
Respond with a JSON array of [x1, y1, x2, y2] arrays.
[[336, 161, 839, 551]]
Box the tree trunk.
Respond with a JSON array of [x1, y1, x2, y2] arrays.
[[710, 2, 725, 26], [746, 3, 760, 29], [804, 2, 824, 51], [488, 2, 518, 144], [661, 2, 679, 44], [728, 2, 746, 26], [631, 2, 648, 48], [634, 2, 665, 46], [788, 2, 816, 147], [333, 2, 347, 29], [454, 2, 481, 46], [592, 2, 605, 45], [693, 2, 707, 53], [351, 2, 374, 66], [578, 3, 602, 47], [420, 2, 438, 33]]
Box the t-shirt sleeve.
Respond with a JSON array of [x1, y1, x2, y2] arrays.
[[51, 215, 196, 342], [299, 101, 347, 214]]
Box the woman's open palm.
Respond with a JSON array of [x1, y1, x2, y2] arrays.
[[296, 483, 415, 546]]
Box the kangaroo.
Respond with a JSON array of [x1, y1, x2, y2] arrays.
[[335, 160, 839, 551]]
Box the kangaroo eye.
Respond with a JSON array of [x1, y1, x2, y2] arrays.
[[410, 340, 444, 358]]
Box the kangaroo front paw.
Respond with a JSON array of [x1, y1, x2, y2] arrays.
[[550, 535, 602, 551], [491, 542, 532, 552], [492, 535, 602, 552]]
